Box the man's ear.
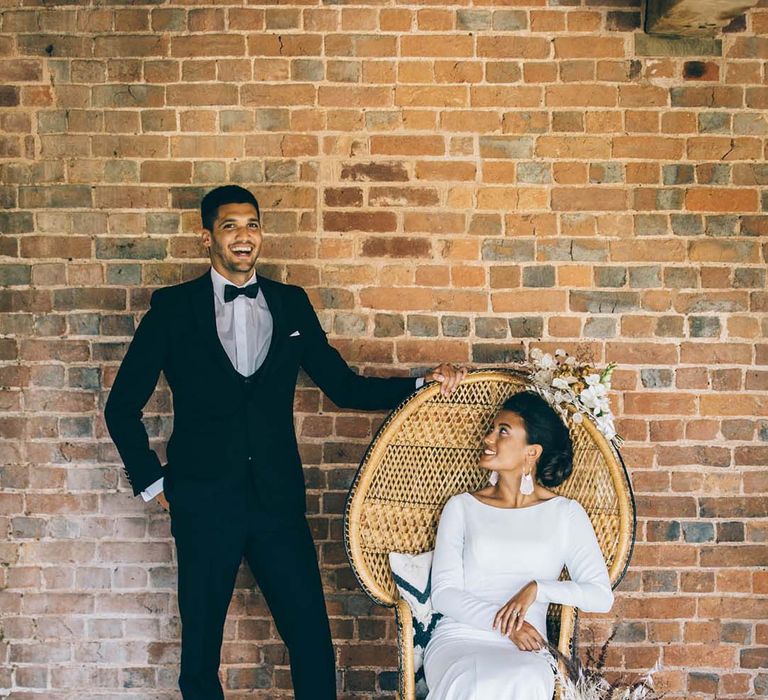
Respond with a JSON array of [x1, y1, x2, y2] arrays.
[[201, 228, 212, 250]]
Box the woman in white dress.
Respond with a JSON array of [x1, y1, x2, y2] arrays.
[[423, 391, 614, 700]]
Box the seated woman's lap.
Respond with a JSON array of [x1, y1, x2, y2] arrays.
[[424, 634, 554, 700]]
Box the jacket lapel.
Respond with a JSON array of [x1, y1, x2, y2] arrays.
[[255, 276, 286, 383], [190, 272, 243, 385]]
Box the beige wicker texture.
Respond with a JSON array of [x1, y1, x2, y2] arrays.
[[344, 369, 635, 700]]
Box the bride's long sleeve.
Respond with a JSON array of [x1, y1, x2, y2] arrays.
[[430, 496, 500, 631], [534, 500, 614, 613]]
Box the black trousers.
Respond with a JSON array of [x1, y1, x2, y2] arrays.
[[167, 472, 336, 700]]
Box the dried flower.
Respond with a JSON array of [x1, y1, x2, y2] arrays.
[[511, 348, 622, 445], [538, 632, 664, 700]]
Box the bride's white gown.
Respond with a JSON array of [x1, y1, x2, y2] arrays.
[[423, 493, 614, 700]]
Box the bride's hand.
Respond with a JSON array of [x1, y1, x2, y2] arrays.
[[506, 621, 545, 652], [493, 581, 538, 635]]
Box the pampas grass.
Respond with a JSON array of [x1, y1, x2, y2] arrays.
[[540, 631, 664, 700]]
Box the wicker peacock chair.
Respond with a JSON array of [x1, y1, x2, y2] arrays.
[[344, 369, 635, 700]]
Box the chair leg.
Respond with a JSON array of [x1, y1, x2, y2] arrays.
[[395, 599, 416, 700]]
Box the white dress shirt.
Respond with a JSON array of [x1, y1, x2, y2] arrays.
[[141, 269, 424, 502], [210, 267, 273, 376]]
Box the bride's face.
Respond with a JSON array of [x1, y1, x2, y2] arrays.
[[479, 410, 529, 473]]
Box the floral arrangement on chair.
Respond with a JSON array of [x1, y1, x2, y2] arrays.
[[517, 347, 621, 446]]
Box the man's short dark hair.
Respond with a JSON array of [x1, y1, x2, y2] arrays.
[[200, 186, 260, 232]]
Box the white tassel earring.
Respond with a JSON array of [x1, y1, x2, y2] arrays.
[[519, 467, 534, 496], [519, 472, 534, 495]]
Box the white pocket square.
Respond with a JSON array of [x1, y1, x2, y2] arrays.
[[289, 330, 300, 337]]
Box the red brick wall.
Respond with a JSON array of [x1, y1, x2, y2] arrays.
[[1, 2, 767, 698]]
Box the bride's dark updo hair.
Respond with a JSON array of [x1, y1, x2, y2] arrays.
[[501, 391, 573, 487]]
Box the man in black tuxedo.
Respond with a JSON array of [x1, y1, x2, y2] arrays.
[[104, 185, 466, 700]]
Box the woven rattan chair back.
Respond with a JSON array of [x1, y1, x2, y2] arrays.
[[344, 369, 635, 700]]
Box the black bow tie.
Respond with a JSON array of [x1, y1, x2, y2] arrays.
[[224, 283, 259, 303]]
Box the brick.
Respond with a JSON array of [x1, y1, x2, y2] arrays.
[[690, 239, 758, 263], [455, 9, 490, 31], [472, 343, 525, 364], [671, 86, 743, 108], [369, 187, 438, 207], [323, 211, 397, 233], [477, 36, 549, 59], [395, 85, 466, 108], [360, 287, 432, 311], [472, 86, 541, 109], [325, 34, 396, 58], [622, 140, 687, 166], [52, 288, 126, 311], [166, 83, 238, 106], [554, 36, 625, 58], [685, 189, 758, 213], [19, 186, 92, 209], [635, 35, 722, 57], [17, 34, 89, 57], [741, 648, 768, 669], [479, 136, 533, 159], [94, 35, 167, 57], [0, 265, 31, 286], [492, 290, 565, 312], [373, 313, 404, 338], [324, 187, 363, 208], [361, 237, 430, 258], [370, 135, 444, 156], [406, 315, 438, 337], [546, 85, 617, 107], [379, 9, 411, 31], [0, 59, 43, 82], [536, 136, 610, 159], [171, 34, 245, 57], [690, 137, 761, 162], [139, 161, 191, 184], [241, 84, 315, 107], [481, 239, 534, 262], [401, 35, 473, 58], [606, 11, 641, 31], [551, 188, 627, 211], [95, 239, 167, 261], [250, 35, 322, 58], [414, 161, 475, 182]]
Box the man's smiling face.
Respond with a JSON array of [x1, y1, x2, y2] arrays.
[[201, 202, 263, 285]]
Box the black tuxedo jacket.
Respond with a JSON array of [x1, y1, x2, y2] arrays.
[[104, 271, 415, 514]]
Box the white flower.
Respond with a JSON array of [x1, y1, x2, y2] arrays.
[[572, 412, 583, 424], [592, 382, 608, 398], [539, 353, 556, 369], [579, 386, 602, 410], [585, 373, 601, 386], [554, 348, 566, 357], [552, 377, 571, 390], [596, 414, 616, 440]]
